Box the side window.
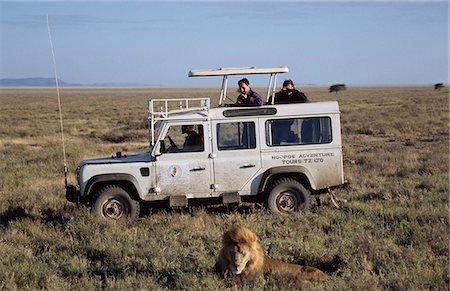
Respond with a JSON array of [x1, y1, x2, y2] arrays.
[[217, 122, 256, 150], [162, 124, 204, 153], [266, 117, 332, 146]]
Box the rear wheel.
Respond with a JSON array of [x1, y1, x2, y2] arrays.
[[266, 178, 310, 214], [93, 185, 140, 220]]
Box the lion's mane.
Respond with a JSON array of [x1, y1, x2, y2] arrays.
[[215, 226, 327, 282]]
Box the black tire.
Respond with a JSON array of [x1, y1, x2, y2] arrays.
[[266, 178, 311, 214], [92, 185, 140, 220]]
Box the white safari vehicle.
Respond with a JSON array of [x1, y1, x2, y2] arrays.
[[66, 66, 345, 220]]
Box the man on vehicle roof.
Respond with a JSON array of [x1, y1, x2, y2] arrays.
[[270, 79, 309, 104], [236, 78, 264, 106]]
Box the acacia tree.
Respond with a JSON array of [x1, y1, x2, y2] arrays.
[[434, 83, 444, 91], [329, 84, 346, 94]]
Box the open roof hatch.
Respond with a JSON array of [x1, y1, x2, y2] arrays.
[[188, 66, 289, 106]]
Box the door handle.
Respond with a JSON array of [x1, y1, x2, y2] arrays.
[[190, 167, 206, 172], [240, 164, 256, 168]]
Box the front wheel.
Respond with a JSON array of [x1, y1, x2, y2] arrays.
[[93, 185, 140, 220], [266, 178, 311, 214]]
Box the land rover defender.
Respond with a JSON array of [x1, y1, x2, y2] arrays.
[[66, 67, 345, 220]]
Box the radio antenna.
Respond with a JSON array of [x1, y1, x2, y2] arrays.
[[46, 15, 68, 188]]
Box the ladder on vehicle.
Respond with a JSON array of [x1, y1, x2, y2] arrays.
[[148, 98, 210, 146]]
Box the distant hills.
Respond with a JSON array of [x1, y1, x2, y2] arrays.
[[0, 77, 156, 87], [0, 78, 82, 87]]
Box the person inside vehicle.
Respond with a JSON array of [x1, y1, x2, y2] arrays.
[[235, 78, 264, 106], [269, 79, 309, 104], [182, 125, 203, 151]]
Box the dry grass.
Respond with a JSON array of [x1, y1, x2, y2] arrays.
[[0, 86, 448, 290]]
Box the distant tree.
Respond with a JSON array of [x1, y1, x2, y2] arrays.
[[329, 84, 346, 94], [434, 83, 444, 91]]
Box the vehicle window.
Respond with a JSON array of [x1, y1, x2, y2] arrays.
[[217, 122, 256, 150], [266, 117, 332, 146], [162, 124, 204, 153]]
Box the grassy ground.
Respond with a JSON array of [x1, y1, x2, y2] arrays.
[[0, 86, 448, 290]]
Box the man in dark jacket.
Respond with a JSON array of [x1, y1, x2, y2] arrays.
[[268, 80, 309, 144], [271, 79, 309, 104]]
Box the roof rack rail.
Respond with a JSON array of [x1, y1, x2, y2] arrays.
[[148, 98, 210, 146]]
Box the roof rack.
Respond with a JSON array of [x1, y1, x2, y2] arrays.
[[188, 66, 289, 77], [148, 98, 210, 146]]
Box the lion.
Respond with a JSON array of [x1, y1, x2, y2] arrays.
[[215, 226, 327, 283]]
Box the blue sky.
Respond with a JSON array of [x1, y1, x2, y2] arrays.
[[1, 1, 448, 86]]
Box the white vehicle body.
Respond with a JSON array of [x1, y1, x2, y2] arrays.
[[66, 66, 345, 219]]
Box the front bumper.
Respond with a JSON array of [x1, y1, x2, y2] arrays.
[[66, 184, 81, 203]]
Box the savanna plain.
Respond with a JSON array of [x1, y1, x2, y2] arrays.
[[0, 86, 448, 290]]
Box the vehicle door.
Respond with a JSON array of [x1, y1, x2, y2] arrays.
[[154, 122, 212, 197], [211, 119, 262, 195]]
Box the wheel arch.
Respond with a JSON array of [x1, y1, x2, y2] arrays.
[[258, 166, 316, 194], [84, 174, 141, 202]]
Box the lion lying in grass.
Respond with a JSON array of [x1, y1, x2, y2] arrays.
[[215, 226, 327, 283]]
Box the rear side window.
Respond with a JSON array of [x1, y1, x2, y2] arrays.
[[266, 117, 332, 146], [217, 122, 256, 150]]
